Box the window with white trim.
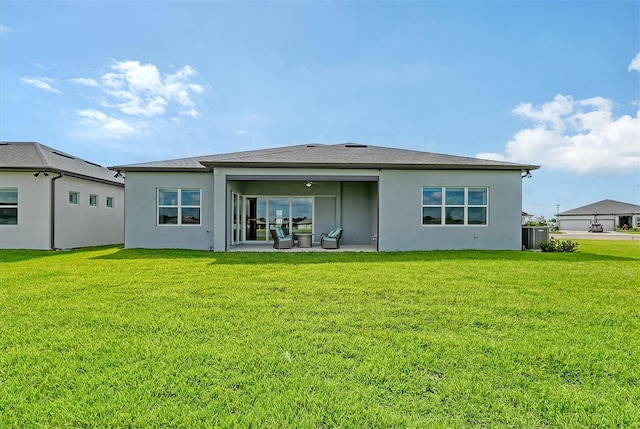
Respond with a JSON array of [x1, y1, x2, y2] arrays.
[[89, 194, 98, 207], [106, 196, 114, 208], [422, 187, 488, 226], [69, 191, 79, 205], [0, 188, 18, 225], [158, 188, 201, 225]]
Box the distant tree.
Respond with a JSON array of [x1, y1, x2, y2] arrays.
[[525, 215, 549, 227]]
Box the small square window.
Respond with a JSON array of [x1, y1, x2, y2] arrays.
[[0, 188, 18, 225], [69, 191, 79, 205], [106, 196, 114, 208], [89, 194, 98, 207]]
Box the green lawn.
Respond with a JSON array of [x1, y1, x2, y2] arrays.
[[1, 241, 639, 428]]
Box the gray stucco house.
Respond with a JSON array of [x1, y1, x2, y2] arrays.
[[557, 199, 640, 231], [110, 143, 539, 251], [0, 142, 125, 250]]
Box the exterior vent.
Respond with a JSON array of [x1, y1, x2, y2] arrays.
[[53, 151, 75, 160], [344, 143, 368, 148]]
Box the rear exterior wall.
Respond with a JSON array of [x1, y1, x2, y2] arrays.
[[378, 169, 523, 251], [123, 171, 214, 249]]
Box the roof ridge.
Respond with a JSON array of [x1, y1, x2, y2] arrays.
[[32, 142, 52, 167]]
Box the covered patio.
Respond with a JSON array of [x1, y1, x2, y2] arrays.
[[229, 242, 377, 252], [225, 176, 379, 251]]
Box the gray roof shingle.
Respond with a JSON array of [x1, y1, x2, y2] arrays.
[[0, 142, 124, 185], [559, 199, 640, 216], [110, 143, 539, 171]]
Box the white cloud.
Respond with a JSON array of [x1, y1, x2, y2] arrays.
[[76, 109, 137, 139], [628, 52, 640, 72], [0, 25, 11, 36], [70, 60, 204, 139], [70, 77, 99, 87], [236, 129, 251, 136], [477, 94, 640, 176], [181, 109, 200, 118], [20, 76, 61, 93], [91, 60, 203, 117]]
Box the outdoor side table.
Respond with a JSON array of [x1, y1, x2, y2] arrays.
[[297, 233, 312, 248]]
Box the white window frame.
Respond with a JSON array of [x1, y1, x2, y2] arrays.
[[421, 186, 489, 226], [157, 188, 202, 226], [106, 196, 114, 208], [69, 191, 79, 205], [89, 194, 98, 207], [0, 188, 18, 226]]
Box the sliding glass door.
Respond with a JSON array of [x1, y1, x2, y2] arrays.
[[242, 196, 313, 243], [291, 197, 313, 234], [232, 192, 242, 245], [245, 197, 267, 241], [269, 197, 291, 234]]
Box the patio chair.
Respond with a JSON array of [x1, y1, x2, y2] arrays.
[[270, 227, 294, 249], [321, 228, 343, 249]]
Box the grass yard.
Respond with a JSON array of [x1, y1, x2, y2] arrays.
[[1, 241, 639, 428]]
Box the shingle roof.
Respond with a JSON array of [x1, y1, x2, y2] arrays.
[[559, 199, 640, 216], [110, 143, 539, 172], [0, 142, 124, 185]]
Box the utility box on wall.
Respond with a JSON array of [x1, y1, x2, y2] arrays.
[[522, 226, 550, 250]]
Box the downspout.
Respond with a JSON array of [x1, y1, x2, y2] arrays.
[[50, 173, 64, 250]]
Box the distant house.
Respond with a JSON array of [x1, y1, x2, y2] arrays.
[[0, 142, 124, 250], [110, 143, 538, 251], [522, 211, 534, 224], [557, 199, 640, 231]]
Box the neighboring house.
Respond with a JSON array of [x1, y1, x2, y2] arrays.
[[557, 199, 640, 231], [110, 143, 539, 251], [522, 211, 534, 225], [0, 142, 124, 250]]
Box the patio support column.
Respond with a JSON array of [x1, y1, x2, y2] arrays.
[[212, 168, 227, 251]]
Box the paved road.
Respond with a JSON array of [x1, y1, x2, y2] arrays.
[[552, 231, 638, 241]]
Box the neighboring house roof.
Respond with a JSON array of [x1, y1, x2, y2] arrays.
[[0, 142, 123, 185], [109, 143, 539, 172], [558, 199, 640, 216]]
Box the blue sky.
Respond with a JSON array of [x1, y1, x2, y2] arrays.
[[1, 1, 638, 218]]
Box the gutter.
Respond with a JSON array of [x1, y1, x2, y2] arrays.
[[50, 173, 64, 250]]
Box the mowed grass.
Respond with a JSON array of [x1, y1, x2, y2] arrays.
[[1, 241, 639, 428]]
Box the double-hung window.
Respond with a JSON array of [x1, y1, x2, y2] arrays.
[[422, 187, 488, 226], [0, 188, 18, 225], [158, 188, 201, 225]]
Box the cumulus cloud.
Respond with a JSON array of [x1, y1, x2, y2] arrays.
[[20, 76, 61, 93], [477, 94, 639, 176], [76, 109, 137, 139], [70, 60, 204, 139], [628, 52, 640, 72], [96, 60, 204, 117]]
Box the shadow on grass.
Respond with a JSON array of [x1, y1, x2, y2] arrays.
[[0, 245, 124, 263], [86, 248, 640, 265], [0, 250, 65, 263], [3, 244, 637, 265]]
